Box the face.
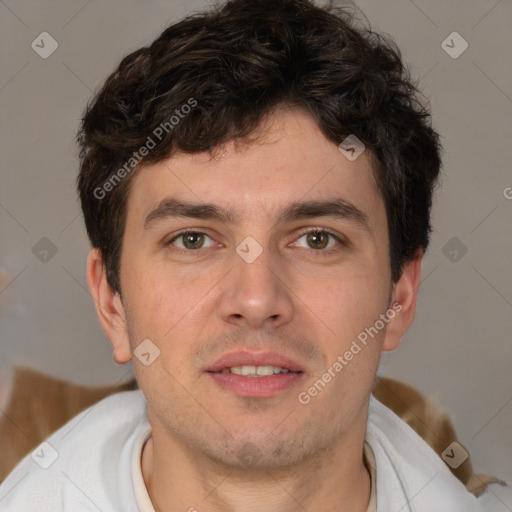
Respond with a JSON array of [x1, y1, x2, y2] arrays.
[[89, 107, 419, 470]]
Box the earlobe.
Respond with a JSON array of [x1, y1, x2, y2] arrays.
[[86, 248, 132, 364], [381, 250, 423, 352]]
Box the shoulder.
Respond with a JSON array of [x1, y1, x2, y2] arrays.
[[366, 394, 512, 512], [0, 389, 147, 512]]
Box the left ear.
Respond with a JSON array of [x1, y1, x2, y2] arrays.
[[382, 250, 423, 352]]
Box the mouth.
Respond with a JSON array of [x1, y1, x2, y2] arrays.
[[211, 365, 297, 377], [205, 351, 305, 397]]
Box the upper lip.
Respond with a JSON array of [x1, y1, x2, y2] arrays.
[[205, 350, 305, 373]]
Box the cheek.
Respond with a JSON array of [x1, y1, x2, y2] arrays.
[[307, 265, 390, 342], [122, 259, 215, 347]]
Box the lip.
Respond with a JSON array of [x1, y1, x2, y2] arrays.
[[205, 350, 305, 373], [205, 350, 306, 398]]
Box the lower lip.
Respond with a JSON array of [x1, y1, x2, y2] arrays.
[[207, 371, 304, 397]]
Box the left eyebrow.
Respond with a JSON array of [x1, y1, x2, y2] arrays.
[[279, 198, 371, 232], [143, 196, 371, 233]]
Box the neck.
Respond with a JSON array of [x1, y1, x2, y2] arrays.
[[141, 422, 371, 512]]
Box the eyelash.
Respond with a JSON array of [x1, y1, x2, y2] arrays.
[[165, 228, 347, 256]]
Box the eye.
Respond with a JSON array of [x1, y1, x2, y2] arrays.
[[167, 231, 215, 251], [293, 229, 345, 252]]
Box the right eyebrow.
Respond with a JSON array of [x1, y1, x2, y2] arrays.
[[144, 198, 240, 230]]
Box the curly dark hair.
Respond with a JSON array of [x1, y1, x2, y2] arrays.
[[77, 0, 441, 294]]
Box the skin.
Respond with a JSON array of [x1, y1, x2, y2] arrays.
[[88, 107, 422, 512]]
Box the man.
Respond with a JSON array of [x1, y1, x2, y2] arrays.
[[0, 0, 510, 510]]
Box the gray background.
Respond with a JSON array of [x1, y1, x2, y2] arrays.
[[0, 0, 511, 485]]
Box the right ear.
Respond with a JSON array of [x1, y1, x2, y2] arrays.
[[86, 248, 131, 364]]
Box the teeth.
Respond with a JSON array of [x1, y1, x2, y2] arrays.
[[242, 365, 256, 376], [257, 366, 274, 376], [225, 365, 291, 377]]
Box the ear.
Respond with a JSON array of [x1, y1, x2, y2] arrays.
[[87, 248, 132, 364], [382, 250, 423, 352]]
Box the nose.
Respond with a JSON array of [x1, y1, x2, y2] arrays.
[[218, 239, 295, 330]]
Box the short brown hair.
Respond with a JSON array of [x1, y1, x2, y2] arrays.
[[77, 0, 441, 294]]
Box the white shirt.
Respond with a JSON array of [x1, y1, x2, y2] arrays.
[[0, 389, 510, 511]]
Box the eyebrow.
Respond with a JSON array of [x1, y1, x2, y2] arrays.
[[143, 197, 371, 232]]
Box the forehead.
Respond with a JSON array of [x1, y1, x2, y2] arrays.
[[126, 108, 386, 231]]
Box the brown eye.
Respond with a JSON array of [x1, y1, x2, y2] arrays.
[[182, 232, 204, 249], [292, 229, 345, 253], [167, 231, 215, 251], [306, 231, 330, 250]]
